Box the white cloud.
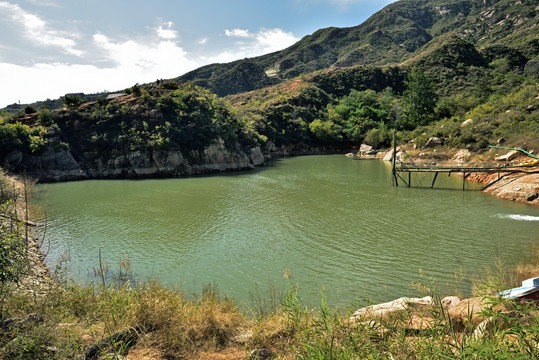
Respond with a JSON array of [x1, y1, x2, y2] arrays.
[[0, 23, 202, 105], [0, 9, 299, 105], [225, 28, 251, 38], [92, 32, 195, 73], [254, 29, 298, 53], [25, 0, 59, 7], [0, 1, 82, 56], [0, 43, 196, 105], [156, 22, 178, 40], [222, 28, 298, 58]]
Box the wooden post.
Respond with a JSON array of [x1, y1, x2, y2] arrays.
[[392, 129, 397, 187], [408, 171, 411, 187], [431, 172, 439, 188], [462, 172, 466, 191]]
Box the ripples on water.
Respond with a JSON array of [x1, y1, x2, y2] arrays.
[[35, 156, 539, 306], [497, 214, 539, 221]]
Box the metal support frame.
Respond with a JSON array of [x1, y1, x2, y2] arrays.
[[431, 172, 439, 189]]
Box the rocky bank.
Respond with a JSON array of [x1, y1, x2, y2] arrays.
[[5, 138, 328, 183], [377, 146, 539, 206], [469, 172, 539, 205], [347, 292, 539, 343], [8, 142, 538, 207], [1, 176, 53, 295]]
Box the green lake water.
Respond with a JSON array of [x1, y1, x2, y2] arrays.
[[34, 155, 539, 307]]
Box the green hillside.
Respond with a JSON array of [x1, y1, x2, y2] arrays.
[[175, 0, 538, 97], [1, 0, 538, 170]]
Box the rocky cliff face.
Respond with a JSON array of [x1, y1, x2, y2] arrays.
[[6, 138, 325, 182]]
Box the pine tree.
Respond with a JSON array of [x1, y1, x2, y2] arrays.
[[401, 67, 437, 129]]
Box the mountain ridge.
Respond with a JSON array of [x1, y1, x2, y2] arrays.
[[1, 0, 537, 182], [174, 0, 538, 97]]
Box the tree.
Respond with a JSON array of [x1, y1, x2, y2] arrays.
[[401, 67, 437, 129], [63, 95, 86, 108], [309, 119, 343, 144]]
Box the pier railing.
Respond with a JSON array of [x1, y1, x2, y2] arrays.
[[395, 160, 538, 173], [393, 159, 539, 189]]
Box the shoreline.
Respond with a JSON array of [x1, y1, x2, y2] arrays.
[[1, 175, 53, 295], [372, 147, 539, 206], [6, 150, 538, 296], [2, 168, 537, 359]]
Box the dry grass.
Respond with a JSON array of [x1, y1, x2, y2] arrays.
[[512, 249, 539, 285], [1, 171, 538, 359], [1, 269, 538, 359]]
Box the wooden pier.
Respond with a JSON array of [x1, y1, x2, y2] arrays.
[[392, 160, 539, 190]]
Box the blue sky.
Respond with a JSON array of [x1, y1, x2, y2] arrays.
[[0, 0, 396, 106]]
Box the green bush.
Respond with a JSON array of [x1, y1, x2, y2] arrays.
[[23, 105, 36, 114], [37, 108, 54, 127], [62, 95, 86, 108], [364, 123, 391, 148], [162, 81, 179, 90], [309, 119, 343, 144]]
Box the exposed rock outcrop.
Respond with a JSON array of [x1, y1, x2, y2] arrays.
[[382, 147, 404, 162], [423, 137, 443, 148], [7, 139, 330, 182], [359, 144, 378, 155], [18, 148, 85, 181], [469, 172, 539, 205], [451, 149, 471, 163], [348, 292, 537, 344], [495, 150, 519, 161], [349, 296, 432, 322]]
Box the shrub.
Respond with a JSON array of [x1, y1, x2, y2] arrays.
[[0, 176, 27, 319], [23, 105, 36, 114], [37, 108, 54, 126], [162, 81, 179, 90], [126, 83, 141, 96], [364, 124, 391, 148], [62, 95, 86, 108]]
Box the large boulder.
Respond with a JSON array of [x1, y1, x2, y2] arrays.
[[441, 296, 461, 309], [451, 149, 471, 163], [249, 146, 265, 166], [447, 297, 508, 329], [127, 150, 157, 176], [495, 150, 519, 161], [424, 137, 443, 148], [382, 147, 403, 161], [359, 144, 377, 155], [349, 296, 432, 321]]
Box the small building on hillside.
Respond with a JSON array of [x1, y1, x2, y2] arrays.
[[64, 93, 86, 99]]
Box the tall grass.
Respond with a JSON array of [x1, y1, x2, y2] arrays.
[[1, 262, 537, 359], [0, 169, 537, 359]]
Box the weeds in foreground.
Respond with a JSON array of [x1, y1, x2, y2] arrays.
[[0, 268, 537, 359], [1, 171, 538, 359]]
